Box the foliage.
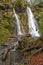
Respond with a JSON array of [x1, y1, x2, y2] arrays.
[[0, 26, 11, 43], [14, 0, 27, 8], [0, 11, 12, 43]]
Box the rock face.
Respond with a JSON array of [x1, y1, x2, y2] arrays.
[[25, 0, 43, 4], [31, 0, 39, 4]]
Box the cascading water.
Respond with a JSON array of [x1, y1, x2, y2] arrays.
[[27, 7, 40, 37], [26, 0, 31, 4], [13, 8, 23, 35]]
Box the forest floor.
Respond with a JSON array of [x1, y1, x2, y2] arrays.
[[24, 52, 43, 65]]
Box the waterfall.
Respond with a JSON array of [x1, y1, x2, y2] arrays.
[[27, 7, 40, 37], [13, 8, 23, 35], [26, 0, 31, 4]]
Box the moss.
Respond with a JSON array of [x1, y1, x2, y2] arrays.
[[0, 26, 11, 44], [31, 49, 37, 55], [18, 12, 28, 34], [14, 0, 27, 7], [20, 64, 24, 65]]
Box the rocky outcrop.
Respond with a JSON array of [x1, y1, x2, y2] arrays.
[[25, 0, 43, 4]]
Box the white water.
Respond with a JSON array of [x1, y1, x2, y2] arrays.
[[13, 8, 23, 35], [26, 0, 31, 4], [12, 41, 18, 51], [27, 7, 40, 37]]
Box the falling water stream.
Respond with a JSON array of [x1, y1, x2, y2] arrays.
[[27, 7, 40, 37], [26, 0, 40, 38], [13, 8, 23, 35]]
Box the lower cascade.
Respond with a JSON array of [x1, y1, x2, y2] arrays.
[[27, 7, 40, 38], [13, 8, 23, 35]]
